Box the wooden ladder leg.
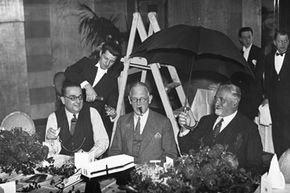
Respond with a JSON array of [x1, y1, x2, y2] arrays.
[[150, 63, 181, 154], [167, 65, 187, 107], [110, 58, 130, 147]]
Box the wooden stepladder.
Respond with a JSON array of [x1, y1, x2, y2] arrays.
[[110, 12, 187, 154]]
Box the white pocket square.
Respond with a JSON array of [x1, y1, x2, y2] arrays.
[[154, 132, 162, 139]]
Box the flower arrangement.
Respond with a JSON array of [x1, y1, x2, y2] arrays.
[[131, 144, 259, 193], [0, 127, 49, 175]]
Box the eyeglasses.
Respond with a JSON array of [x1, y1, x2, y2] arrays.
[[130, 97, 149, 103], [214, 96, 227, 104], [64, 94, 83, 101]]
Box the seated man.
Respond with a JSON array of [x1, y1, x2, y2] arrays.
[[109, 82, 177, 191], [45, 80, 109, 157], [45, 81, 109, 193], [178, 83, 263, 174]]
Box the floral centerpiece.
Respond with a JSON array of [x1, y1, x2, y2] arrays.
[[0, 127, 49, 175], [131, 144, 259, 193]]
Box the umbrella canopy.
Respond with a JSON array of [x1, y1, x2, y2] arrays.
[[131, 24, 254, 80]]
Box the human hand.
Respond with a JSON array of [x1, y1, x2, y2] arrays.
[[178, 111, 191, 127], [261, 98, 269, 107], [105, 105, 117, 119], [84, 84, 98, 102], [46, 127, 60, 140]]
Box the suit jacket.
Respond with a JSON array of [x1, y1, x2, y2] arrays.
[[109, 109, 178, 164], [264, 49, 290, 116], [246, 44, 264, 78], [239, 45, 264, 119], [64, 57, 119, 113], [64, 57, 120, 139], [178, 112, 263, 172]]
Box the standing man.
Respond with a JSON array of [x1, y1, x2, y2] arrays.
[[178, 83, 263, 173], [238, 27, 264, 120], [263, 30, 290, 158], [64, 40, 122, 140]]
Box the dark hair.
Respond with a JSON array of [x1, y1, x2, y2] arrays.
[[129, 82, 151, 96], [101, 40, 122, 57], [61, 81, 81, 96], [274, 30, 289, 40], [238, 27, 253, 37]]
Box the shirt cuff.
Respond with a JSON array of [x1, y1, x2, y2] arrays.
[[80, 81, 90, 89], [179, 129, 190, 137]]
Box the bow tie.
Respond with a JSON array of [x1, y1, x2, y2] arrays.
[[276, 52, 285, 56]]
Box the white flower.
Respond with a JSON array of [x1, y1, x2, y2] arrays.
[[252, 59, 257, 65]]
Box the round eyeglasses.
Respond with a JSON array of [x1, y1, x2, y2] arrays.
[[130, 97, 149, 103], [64, 94, 83, 101]]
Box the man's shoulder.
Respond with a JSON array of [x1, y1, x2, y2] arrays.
[[74, 56, 97, 66], [234, 113, 257, 129]]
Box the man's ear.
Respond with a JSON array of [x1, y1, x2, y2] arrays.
[[128, 96, 132, 105], [148, 95, 153, 104], [60, 96, 65, 105]]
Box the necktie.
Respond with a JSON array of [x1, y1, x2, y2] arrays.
[[213, 118, 223, 137], [135, 116, 141, 136], [276, 52, 285, 56], [70, 114, 77, 135]]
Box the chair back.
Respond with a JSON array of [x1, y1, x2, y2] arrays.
[[279, 149, 290, 183], [1, 111, 35, 135]]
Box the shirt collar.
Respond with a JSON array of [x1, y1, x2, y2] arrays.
[[243, 44, 252, 52], [65, 108, 79, 119], [95, 62, 108, 74], [218, 111, 237, 124]]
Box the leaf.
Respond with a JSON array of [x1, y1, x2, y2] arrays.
[[78, 3, 121, 48]]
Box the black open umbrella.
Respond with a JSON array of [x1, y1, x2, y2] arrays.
[[131, 24, 254, 80]]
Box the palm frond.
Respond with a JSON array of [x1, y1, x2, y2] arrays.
[[78, 3, 121, 48]]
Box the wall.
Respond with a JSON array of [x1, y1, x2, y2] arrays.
[[168, 0, 262, 48], [0, 0, 30, 121]]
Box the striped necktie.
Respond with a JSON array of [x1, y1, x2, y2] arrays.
[[70, 114, 77, 135]]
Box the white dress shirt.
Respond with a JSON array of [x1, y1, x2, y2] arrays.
[[213, 111, 237, 133], [243, 44, 252, 61], [179, 111, 238, 137], [274, 52, 285, 74], [45, 107, 109, 159], [134, 109, 149, 135], [80, 62, 108, 88]]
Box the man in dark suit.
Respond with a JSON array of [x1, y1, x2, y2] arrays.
[[238, 27, 264, 120], [109, 82, 177, 191], [178, 83, 263, 173], [64, 41, 122, 140], [263, 30, 290, 158]]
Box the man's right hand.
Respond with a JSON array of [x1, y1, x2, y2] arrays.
[[46, 127, 59, 140], [84, 84, 98, 102], [178, 111, 191, 127], [261, 98, 269, 107]]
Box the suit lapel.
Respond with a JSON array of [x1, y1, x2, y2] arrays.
[[125, 113, 135, 154], [140, 110, 158, 152], [88, 65, 98, 85], [278, 51, 290, 77]]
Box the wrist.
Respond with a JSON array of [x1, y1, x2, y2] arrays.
[[185, 120, 198, 131]]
